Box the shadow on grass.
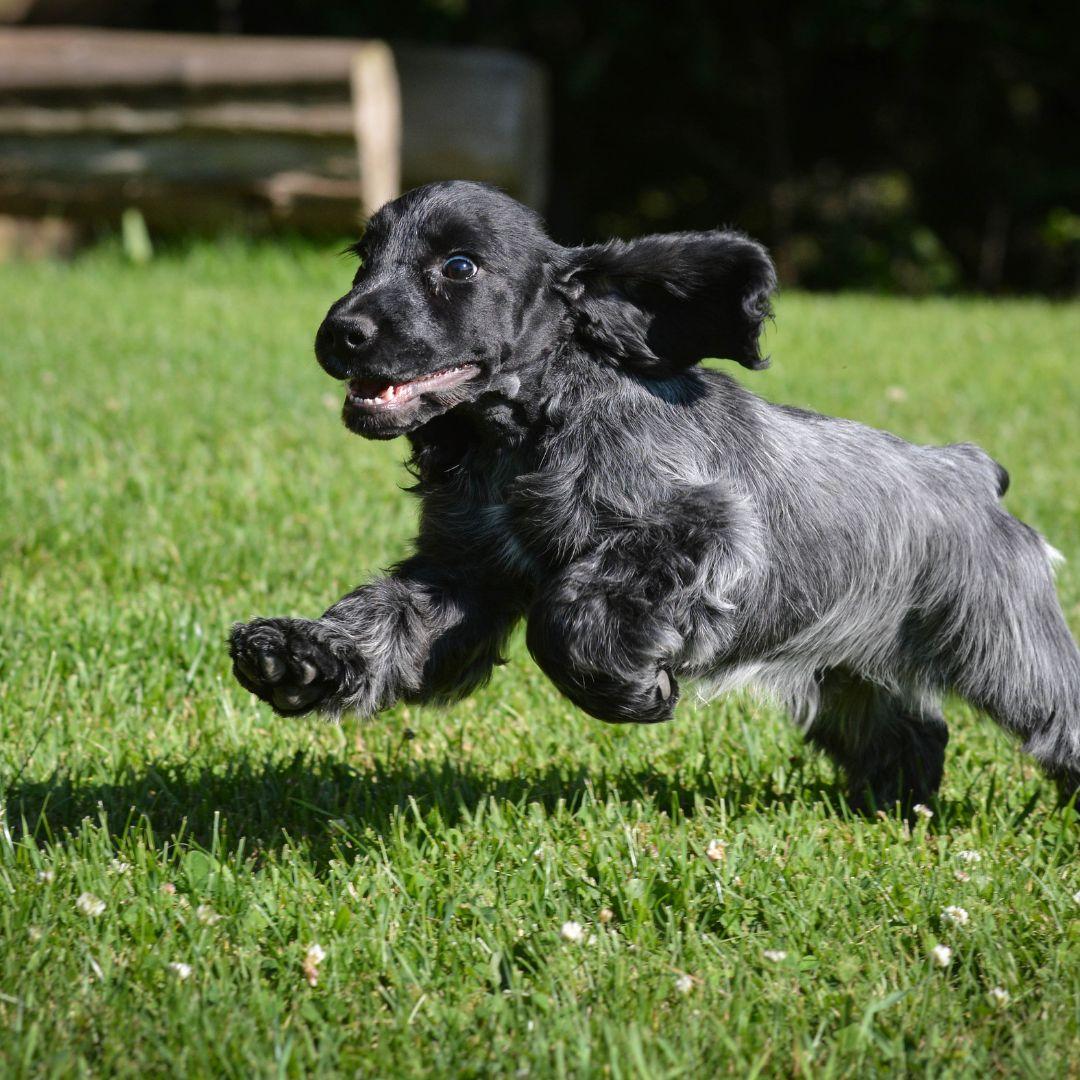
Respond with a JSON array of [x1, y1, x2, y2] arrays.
[[0, 748, 872, 864]]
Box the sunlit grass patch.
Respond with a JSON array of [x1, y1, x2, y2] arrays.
[[1, 243, 1078, 1076]]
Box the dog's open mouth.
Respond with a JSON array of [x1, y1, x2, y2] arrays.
[[345, 364, 480, 411]]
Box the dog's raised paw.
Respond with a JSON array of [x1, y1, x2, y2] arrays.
[[229, 617, 343, 716]]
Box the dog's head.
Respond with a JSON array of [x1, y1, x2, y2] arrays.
[[316, 181, 776, 439]]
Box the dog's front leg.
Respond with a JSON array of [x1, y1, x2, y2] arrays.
[[515, 476, 753, 725], [525, 552, 690, 725], [230, 558, 518, 718]]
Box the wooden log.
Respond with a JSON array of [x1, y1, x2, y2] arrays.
[[394, 44, 548, 209], [0, 28, 548, 233]]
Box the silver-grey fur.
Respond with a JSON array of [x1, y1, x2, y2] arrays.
[[230, 181, 1080, 813]]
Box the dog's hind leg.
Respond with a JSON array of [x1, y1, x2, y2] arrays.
[[967, 637, 1080, 806], [935, 523, 1080, 804], [805, 670, 949, 814]]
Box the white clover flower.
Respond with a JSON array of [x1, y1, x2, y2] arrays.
[[674, 974, 695, 995], [954, 871, 971, 883], [36, 869, 55, 884], [108, 859, 132, 875], [762, 949, 787, 963], [955, 850, 982, 864], [987, 986, 1010, 1008], [705, 839, 727, 863], [912, 804, 934, 820], [559, 920, 586, 944], [930, 944, 953, 968], [942, 906, 970, 927], [76, 892, 105, 917], [195, 904, 221, 925], [168, 961, 192, 981], [160, 881, 177, 896], [598, 907, 615, 925], [303, 943, 326, 986]]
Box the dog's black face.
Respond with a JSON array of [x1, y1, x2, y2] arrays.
[[315, 182, 564, 439], [316, 180, 777, 440]]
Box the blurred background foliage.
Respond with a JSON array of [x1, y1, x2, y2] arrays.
[[22, 0, 1080, 294]]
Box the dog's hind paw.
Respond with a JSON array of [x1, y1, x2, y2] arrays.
[[229, 617, 346, 716]]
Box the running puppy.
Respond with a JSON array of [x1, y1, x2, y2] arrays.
[[230, 181, 1080, 811]]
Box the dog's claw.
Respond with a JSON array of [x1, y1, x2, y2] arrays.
[[656, 668, 672, 700], [298, 660, 318, 685]]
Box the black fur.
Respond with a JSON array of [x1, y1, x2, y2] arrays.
[[230, 181, 1080, 813]]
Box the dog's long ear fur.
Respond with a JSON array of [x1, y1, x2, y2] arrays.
[[555, 231, 777, 374]]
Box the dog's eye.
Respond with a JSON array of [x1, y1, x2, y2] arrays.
[[441, 254, 478, 281]]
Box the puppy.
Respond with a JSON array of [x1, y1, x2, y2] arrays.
[[230, 180, 1080, 811]]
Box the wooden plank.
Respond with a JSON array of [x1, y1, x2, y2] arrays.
[[0, 102, 357, 137], [0, 28, 366, 90], [0, 175, 364, 231], [0, 133, 360, 182]]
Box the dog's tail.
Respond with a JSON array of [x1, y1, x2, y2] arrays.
[[940, 442, 1010, 498]]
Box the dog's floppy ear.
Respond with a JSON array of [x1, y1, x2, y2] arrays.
[[555, 230, 776, 374]]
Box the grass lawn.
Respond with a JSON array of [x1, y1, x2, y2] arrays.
[[1, 240, 1078, 1077]]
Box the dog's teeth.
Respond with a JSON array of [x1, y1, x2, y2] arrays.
[[347, 364, 478, 411]]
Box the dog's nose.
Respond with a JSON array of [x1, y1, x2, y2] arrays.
[[316, 312, 379, 378], [330, 314, 378, 354]]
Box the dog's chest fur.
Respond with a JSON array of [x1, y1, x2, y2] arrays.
[[408, 415, 546, 583]]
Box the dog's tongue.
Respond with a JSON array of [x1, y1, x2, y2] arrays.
[[352, 378, 396, 400]]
